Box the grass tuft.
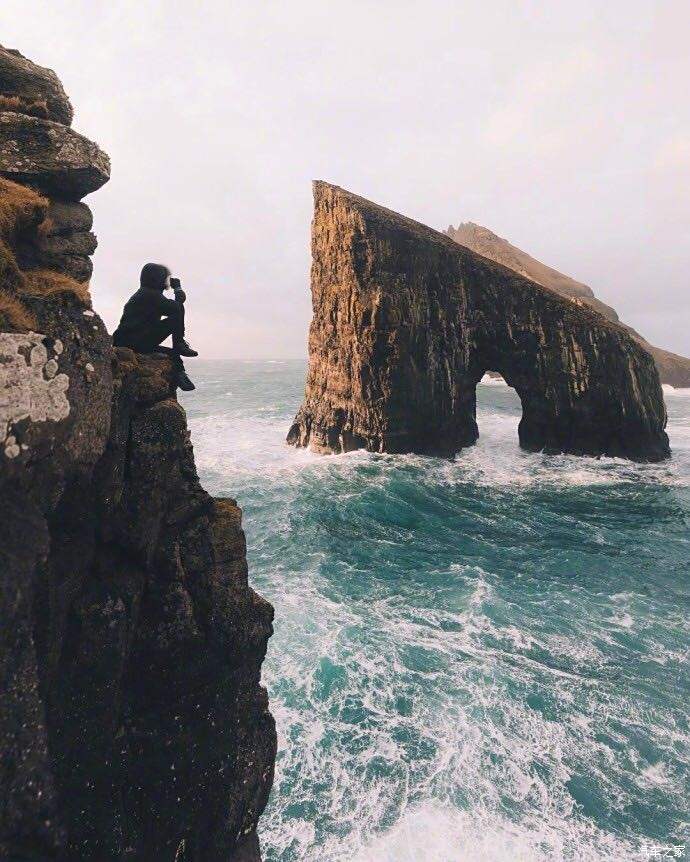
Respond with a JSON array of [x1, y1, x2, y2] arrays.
[[22, 269, 91, 305], [0, 94, 49, 119], [0, 177, 48, 240], [0, 179, 89, 329], [0, 288, 37, 331]]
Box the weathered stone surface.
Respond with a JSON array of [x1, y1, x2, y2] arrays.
[[18, 228, 97, 282], [40, 229, 97, 258], [0, 47, 275, 862], [0, 112, 110, 199], [44, 200, 93, 235], [0, 45, 73, 125], [1, 347, 276, 862], [0, 302, 114, 860], [288, 182, 670, 462], [447, 221, 690, 388]]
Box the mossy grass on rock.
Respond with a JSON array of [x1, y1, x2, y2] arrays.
[[0, 176, 47, 238], [21, 268, 92, 304], [288, 182, 670, 463]]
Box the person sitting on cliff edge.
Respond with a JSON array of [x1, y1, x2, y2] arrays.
[[112, 262, 198, 391]]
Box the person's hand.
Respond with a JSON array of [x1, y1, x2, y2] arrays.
[[170, 277, 186, 302]]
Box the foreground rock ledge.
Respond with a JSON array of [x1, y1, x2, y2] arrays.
[[1, 43, 275, 862], [288, 182, 670, 462]]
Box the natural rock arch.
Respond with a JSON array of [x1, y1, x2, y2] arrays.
[[288, 182, 670, 462]]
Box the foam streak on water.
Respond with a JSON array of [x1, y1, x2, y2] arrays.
[[181, 362, 690, 862]]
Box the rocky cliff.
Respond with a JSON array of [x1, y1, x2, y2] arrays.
[[288, 182, 669, 462], [0, 46, 275, 861], [446, 221, 690, 388]]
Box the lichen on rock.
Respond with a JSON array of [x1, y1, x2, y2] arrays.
[[0, 330, 69, 455], [0, 111, 110, 200]]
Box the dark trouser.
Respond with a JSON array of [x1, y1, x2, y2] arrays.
[[114, 309, 185, 355]]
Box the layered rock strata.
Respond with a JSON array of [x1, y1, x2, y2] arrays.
[[288, 182, 670, 462], [446, 221, 690, 388], [0, 46, 275, 861]]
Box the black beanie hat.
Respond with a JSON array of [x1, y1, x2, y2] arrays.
[[140, 262, 170, 291]]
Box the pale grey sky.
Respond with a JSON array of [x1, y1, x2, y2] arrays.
[[3, 1, 689, 358]]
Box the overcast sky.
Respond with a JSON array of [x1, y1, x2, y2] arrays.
[[3, 1, 689, 358]]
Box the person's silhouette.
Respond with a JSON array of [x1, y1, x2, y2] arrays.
[[113, 263, 198, 390]]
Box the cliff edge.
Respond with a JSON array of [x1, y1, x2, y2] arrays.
[[0, 46, 275, 861], [446, 221, 690, 388], [288, 182, 669, 462]]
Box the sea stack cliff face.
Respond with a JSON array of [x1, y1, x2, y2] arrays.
[[0, 46, 275, 862], [288, 182, 670, 462]]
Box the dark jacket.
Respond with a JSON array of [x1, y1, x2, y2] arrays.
[[112, 287, 185, 348]]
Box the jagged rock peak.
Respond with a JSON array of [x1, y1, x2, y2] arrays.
[[288, 182, 670, 462]]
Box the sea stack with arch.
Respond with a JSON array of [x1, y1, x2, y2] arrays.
[[287, 182, 670, 462]]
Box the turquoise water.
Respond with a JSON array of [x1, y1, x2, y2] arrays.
[[181, 363, 689, 862]]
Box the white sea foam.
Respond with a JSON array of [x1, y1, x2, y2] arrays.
[[185, 378, 690, 501], [350, 803, 643, 862], [189, 407, 689, 497], [256, 535, 688, 860]]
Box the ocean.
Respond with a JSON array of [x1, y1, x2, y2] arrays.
[[180, 362, 689, 862]]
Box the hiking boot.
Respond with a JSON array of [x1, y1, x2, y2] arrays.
[[174, 339, 199, 358], [176, 368, 196, 391]]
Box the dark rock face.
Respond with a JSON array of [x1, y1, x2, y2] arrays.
[[288, 182, 670, 462], [44, 200, 93, 235], [1, 47, 275, 862], [446, 221, 690, 388], [19, 227, 98, 282]]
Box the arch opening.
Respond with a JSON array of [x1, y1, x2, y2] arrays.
[[472, 372, 523, 451]]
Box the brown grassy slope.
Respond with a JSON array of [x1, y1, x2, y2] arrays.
[[0, 288, 37, 329], [0, 176, 47, 238], [22, 268, 90, 304], [0, 179, 42, 323]]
